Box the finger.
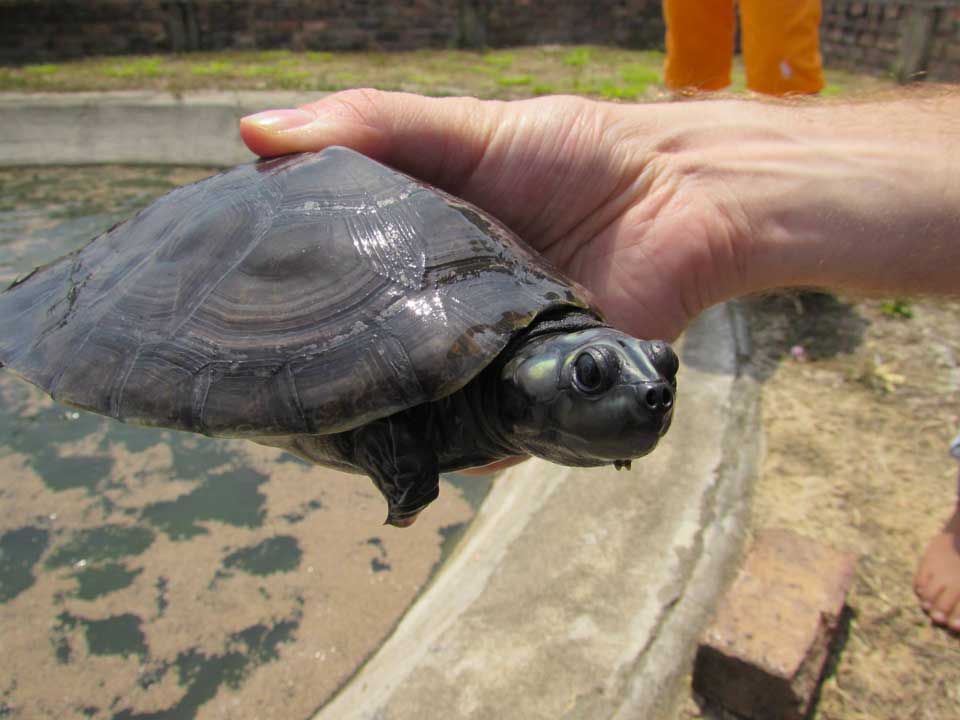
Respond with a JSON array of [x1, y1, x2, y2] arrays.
[[240, 89, 502, 192]]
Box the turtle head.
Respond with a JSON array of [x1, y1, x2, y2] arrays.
[[496, 328, 677, 467]]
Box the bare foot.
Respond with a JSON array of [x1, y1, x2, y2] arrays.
[[915, 504, 960, 630]]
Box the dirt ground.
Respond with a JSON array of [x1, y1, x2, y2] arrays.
[[680, 292, 960, 720]]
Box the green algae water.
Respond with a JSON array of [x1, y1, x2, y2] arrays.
[[0, 166, 488, 719]]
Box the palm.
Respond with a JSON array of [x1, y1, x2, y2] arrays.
[[429, 97, 736, 341]]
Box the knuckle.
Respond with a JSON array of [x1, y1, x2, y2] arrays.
[[310, 87, 386, 127]]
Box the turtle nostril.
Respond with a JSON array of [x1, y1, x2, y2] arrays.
[[645, 387, 659, 409], [661, 386, 673, 409]]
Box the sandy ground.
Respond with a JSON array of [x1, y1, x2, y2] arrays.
[[680, 292, 960, 720]]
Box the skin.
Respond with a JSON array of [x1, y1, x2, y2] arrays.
[[240, 89, 960, 623]]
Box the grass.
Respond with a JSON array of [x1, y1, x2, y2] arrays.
[[103, 57, 165, 78], [0, 46, 894, 100]]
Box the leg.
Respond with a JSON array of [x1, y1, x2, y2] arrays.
[[739, 0, 825, 95], [353, 418, 440, 528], [662, 0, 736, 92]]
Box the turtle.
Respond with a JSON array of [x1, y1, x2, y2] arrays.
[[0, 147, 678, 526]]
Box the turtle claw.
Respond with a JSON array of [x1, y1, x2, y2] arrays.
[[385, 511, 420, 528], [613, 459, 632, 471]]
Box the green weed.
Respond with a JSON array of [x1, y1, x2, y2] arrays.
[[104, 58, 164, 78], [23, 63, 60, 75], [189, 60, 234, 77], [240, 64, 281, 79], [408, 73, 452, 87], [275, 69, 313, 88], [880, 298, 914, 319], [563, 48, 592, 68], [598, 83, 641, 100], [496, 74, 533, 87], [483, 52, 515, 69], [620, 63, 660, 86]]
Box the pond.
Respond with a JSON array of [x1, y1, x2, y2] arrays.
[[0, 166, 489, 719]]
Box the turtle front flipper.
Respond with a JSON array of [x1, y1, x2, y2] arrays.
[[352, 419, 440, 527]]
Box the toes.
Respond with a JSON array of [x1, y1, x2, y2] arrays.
[[920, 582, 947, 619], [930, 586, 960, 627], [915, 570, 938, 609]]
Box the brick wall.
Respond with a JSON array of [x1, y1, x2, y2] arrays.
[[2, 0, 958, 83], [821, 0, 960, 81], [0, 1, 664, 62]]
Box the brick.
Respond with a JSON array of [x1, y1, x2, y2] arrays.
[[693, 529, 857, 720]]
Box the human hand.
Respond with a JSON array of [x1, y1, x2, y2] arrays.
[[241, 90, 960, 342], [240, 91, 752, 342]]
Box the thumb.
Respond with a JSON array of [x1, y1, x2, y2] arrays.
[[239, 88, 501, 192]]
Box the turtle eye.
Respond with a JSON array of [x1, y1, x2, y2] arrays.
[[573, 350, 616, 394]]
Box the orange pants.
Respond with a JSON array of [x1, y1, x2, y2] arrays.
[[663, 0, 824, 95]]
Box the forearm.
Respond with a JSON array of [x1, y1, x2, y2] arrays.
[[649, 91, 960, 299]]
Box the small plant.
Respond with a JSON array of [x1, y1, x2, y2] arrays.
[[598, 83, 639, 100], [189, 60, 234, 77], [563, 48, 592, 68], [407, 72, 451, 89], [275, 69, 313, 89], [854, 355, 905, 394], [483, 52, 514, 69], [879, 298, 913, 319], [240, 64, 280, 79], [620, 63, 660, 87], [104, 57, 164, 79], [532, 83, 556, 96], [23, 63, 60, 75], [496, 74, 533, 87]]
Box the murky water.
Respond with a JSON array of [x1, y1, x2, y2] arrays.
[[0, 167, 490, 719]]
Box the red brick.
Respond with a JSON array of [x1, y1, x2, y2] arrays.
[[693, 529, 857, 720]]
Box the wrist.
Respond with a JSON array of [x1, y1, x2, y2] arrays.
[[647, 95, 960, 300], [750, 97, 960, 297]]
